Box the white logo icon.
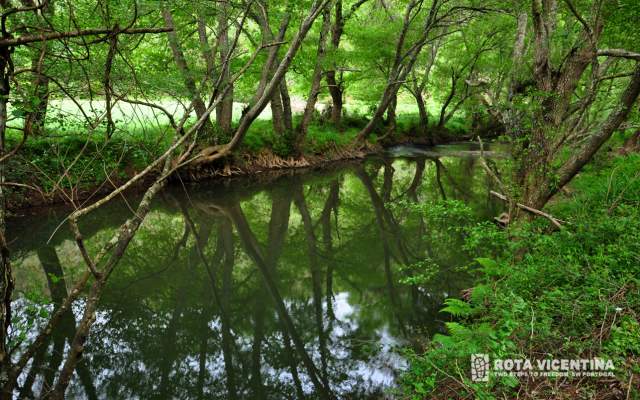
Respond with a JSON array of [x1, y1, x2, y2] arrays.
[[471, 354, 490, 382]]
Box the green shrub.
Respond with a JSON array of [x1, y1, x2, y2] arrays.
[[401, 154, 640, 399]]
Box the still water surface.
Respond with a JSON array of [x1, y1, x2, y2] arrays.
[[8, 143, 503, 399]]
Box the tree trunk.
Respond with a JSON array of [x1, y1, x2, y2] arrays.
[[326, 71, 343, 128], [386, 94, 397, 133], [197, 15, 216, 79], [250, 5, 292, 136], [162, 7, 214, 137], [280, 80, 293, 132], [510, 1, 639, 212], [438, 69, 457, 129], [326, 0, 344, 129], [298, 4, 332, 151], [267, 67, 292, 136], [270, 89, 286, 135], [103, 34, 118, 138], [508, 11, 528, 101], [216, 1, 234, 135], [23, 0, 54, 136], [357, 84, 400, 139], [196, 0, 328, 163], [415, 92, 429, 137], [523, 65, 640, 210]]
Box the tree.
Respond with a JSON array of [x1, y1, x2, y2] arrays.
[[356, 0, 488, 140], [507, 0, 640, 210], [162, 4, 215, 137]]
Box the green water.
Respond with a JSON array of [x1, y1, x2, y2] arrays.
[[8, 143, 504, 399]]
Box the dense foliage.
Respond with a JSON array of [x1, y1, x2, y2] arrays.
[[0, 0, 639, 398], [401, 152, 640, 398]]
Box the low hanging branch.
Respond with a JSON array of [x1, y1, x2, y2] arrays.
[[597, 48, 640, 61], [489, 190, 567, 229], [0, 27, 172, 48]]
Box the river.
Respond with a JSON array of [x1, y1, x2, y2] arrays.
[[7, 143, 505, 399]]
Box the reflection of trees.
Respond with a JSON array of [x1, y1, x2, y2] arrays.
[[13, 153, 502, 399], [225, 200, 332, 399], [21, 247, 99, 400], [355, 165, 409, 337], [320, 180, 340, 321], [293, 183, 330, 389]]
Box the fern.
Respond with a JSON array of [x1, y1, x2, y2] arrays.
[[441, 298, 474, 317]]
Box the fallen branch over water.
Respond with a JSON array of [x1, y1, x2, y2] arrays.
[[490, 190, 567, 229]]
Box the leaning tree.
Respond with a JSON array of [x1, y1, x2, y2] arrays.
[[506, 0, 640, 210]]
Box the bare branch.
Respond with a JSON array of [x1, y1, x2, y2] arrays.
[[0, 26, 171, 48], [597, 49, 640, 61]]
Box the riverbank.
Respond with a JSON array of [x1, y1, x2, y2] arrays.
[[5, 116, 485, 212], [401, 151, 640, 399]]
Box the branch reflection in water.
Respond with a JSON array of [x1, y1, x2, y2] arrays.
[[8, 143, 505, 399]]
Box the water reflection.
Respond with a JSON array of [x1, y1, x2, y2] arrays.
[[8, 144, 503, 399]]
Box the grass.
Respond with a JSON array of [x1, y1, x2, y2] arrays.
[[6, 133, 166, 196], [242, 115, 363, 156], [399, 152, 640, 399]]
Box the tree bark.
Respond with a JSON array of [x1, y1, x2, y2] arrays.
[[438, 69, 458, 128], [270, 87, 287, 135], [508, 10, 528, 100], [415, 92, 429, 136], [512, 0, 639, 210], [197, 15, 216, 79], [19, 0, 54, 136], [216, 1, 234, 135], [386, 94, 397, 132], [326, 0, 345, 128], [46, 152, 173, 399], [298, 4, 332, 150], [540, 64, 640, 207], [103, 33, 118, 138], [280, 80, 293, 132], [252, 6, 292, 135], [162, 7, 214, 137], [326, 71, 343, 128]]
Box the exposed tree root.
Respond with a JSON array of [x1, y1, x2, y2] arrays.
[[178, 143, 376, 182]]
